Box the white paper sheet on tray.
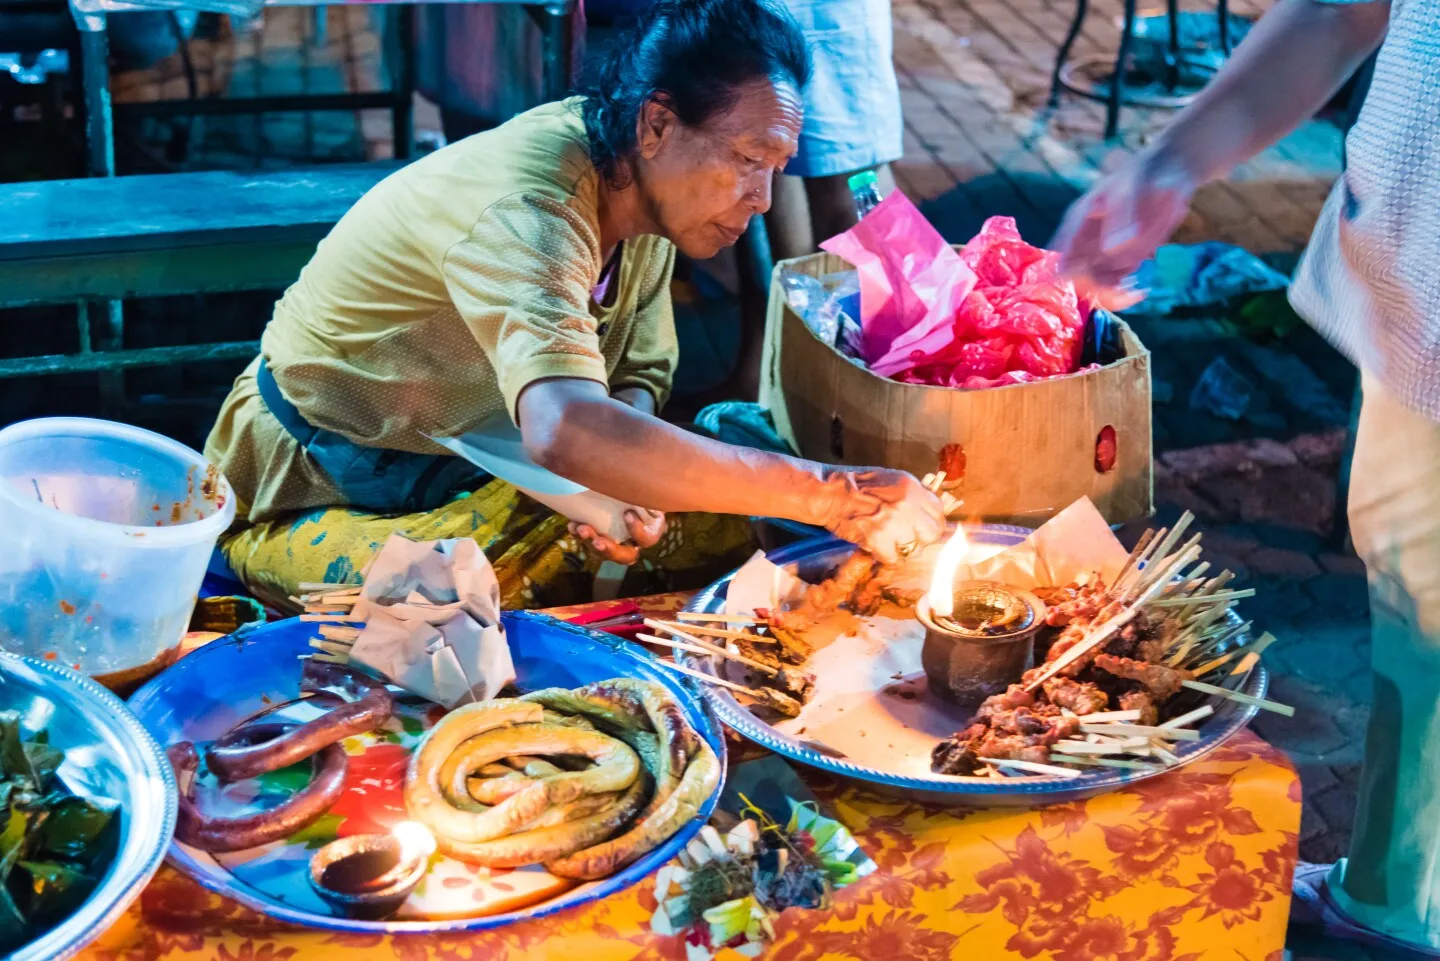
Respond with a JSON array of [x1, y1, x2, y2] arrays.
[[712, 497, 1134, 774]]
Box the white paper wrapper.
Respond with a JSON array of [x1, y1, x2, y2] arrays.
[[346, 535, 516, 708], [961, 497, 1129, 589], [724, 550, 809, 617]]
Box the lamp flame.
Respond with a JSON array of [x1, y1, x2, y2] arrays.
[[392, 821, 436, 864], [926, 525, 972, 620]]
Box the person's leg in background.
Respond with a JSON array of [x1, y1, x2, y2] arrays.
[[1317, 368, 1440, 950], [767, 164, 899, 264], [741, 0, 902, 392]]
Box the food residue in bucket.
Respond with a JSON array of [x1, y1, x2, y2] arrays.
[[57, 600, 75, 615]]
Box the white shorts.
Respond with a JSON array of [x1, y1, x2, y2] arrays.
[[784, 0, 905, 179]]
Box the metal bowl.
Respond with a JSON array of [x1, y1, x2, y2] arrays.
[[683, 531, 1267, 807], [0, 652, 177, 961]]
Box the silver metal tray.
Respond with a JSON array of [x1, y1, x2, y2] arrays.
[[680, 531, 1267, 807], [0, 652, 178, 960]]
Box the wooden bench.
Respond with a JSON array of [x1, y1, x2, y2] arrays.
[[0, 162, 397, 379]]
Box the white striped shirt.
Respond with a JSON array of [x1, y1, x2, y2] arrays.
[[1289, 0, 1440, 422]]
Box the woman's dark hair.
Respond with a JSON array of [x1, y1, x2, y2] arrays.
[[580, 0, 811, 187]]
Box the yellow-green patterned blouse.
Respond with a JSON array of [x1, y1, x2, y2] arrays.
[[206, 99, 678, 523]]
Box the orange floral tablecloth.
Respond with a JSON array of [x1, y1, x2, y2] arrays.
[[81, 595, 1300, 961]]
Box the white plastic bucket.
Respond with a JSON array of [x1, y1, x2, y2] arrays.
[[0, 418, 236, 677]]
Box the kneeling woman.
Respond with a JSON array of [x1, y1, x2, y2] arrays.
[[207, 0, 943, 611]]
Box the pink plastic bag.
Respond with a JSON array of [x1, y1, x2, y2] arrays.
[[819, 191, 977, 365], [822, 202, 1089, 388]]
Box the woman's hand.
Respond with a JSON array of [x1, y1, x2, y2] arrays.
[[569, 508, 666, 566], [816, 469, 946, 564], [1050, 151, 1198, 289]]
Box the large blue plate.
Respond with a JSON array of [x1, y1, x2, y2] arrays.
[[126, 611, 726, 933], [682, 530, 1267, 807]]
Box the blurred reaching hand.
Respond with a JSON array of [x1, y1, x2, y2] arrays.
[[1050, 153, 1198, 290]]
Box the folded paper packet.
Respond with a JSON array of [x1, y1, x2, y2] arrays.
[[346, 534, 516, 709]]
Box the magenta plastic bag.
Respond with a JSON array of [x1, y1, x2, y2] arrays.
[[819, 191, 977, 366], [821, 198, 1089, 388]]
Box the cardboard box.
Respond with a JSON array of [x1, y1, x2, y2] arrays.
[[760, 252, 1154, 526]]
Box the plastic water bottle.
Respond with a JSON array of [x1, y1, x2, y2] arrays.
[[849, 170, 884, 220]]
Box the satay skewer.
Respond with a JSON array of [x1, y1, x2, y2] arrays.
[[677, 611, 762, 626], [1027, 543, 1197, 692], [649, 620, 776, 645], [655, 659, 769, 697], [637, 627, 779, 676]]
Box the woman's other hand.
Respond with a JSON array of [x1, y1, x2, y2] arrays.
[[569, 508, 667, 565]]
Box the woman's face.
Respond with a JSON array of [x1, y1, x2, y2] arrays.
[[633, 78, 803, 259]]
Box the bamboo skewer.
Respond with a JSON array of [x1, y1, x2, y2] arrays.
[[657, 639, 780, 676], [656, 660, 767, 697], [1052, 740, 1146, 756], [1173, 570, 1236, 621], [1160, 705, 1214, 730], [309, 638, 354, 657], [1149, 742, 1182, 766], [1226, 632, 1278, 678], [986, 758, 1085, 779], [1080, 723, 1202, 741], [1148, 590, 1256, 608], [648, 620, 774, 645], [1052, 754, 1162, 772], [641, 619, 780, 669], [1132, 514, 1194, 590], [1113, 529, 1156, 589], [636, 630, 779, 677], [1116, 526, 1166, 593], [1024, 609, 1136, 692], [1181, 679, 1295, 716], [1075, 709, 1143, 723], [676, 611, 761, 626]]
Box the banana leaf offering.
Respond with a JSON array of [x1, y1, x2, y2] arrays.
[[0, 710, 117, 952]]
